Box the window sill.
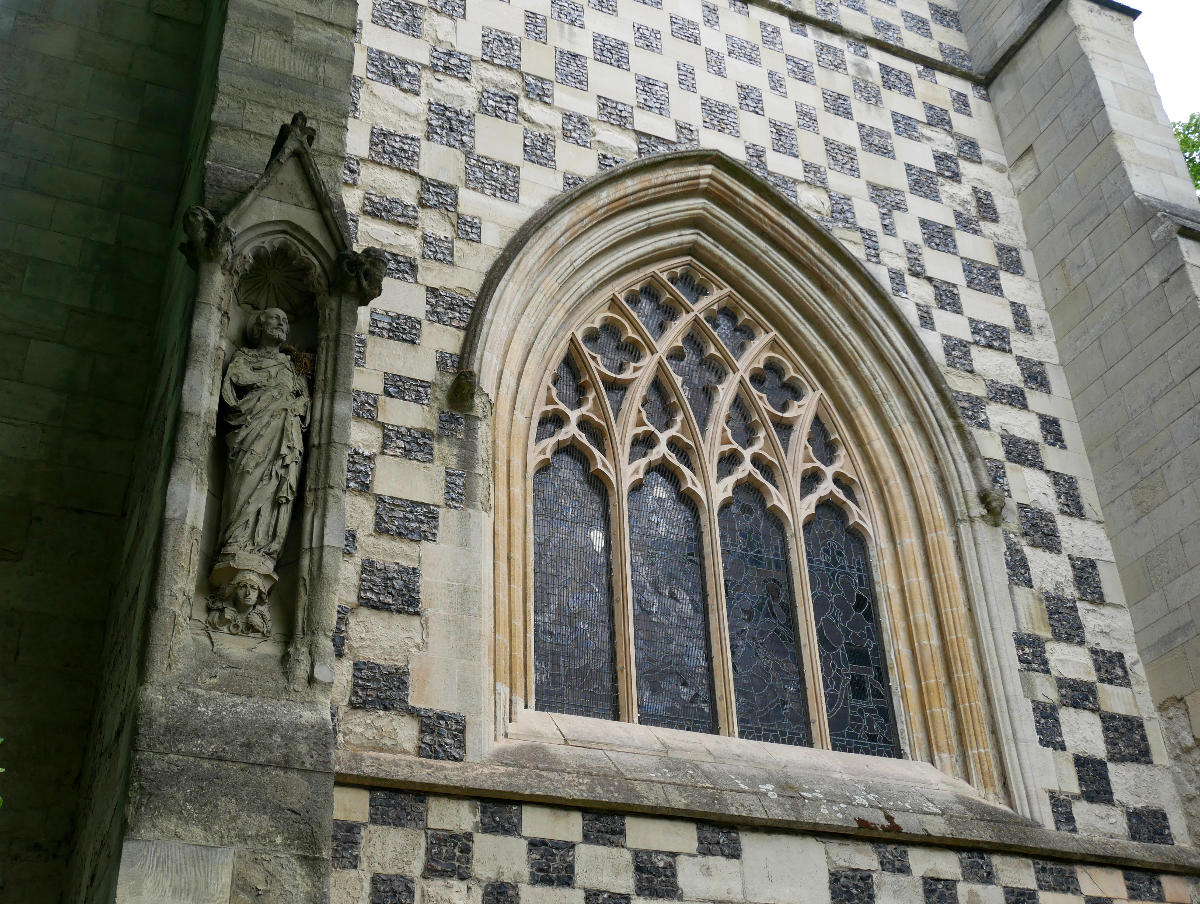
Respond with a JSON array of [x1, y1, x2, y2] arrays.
[[336, 709, 1200, 875]]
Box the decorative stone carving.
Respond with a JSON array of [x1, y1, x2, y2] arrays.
[[179, 205, 232, 269], [236, 241, 322, 311], [209, 307, 311, 634], [334, 247, 388, 303], [206, 570, 272, 636]]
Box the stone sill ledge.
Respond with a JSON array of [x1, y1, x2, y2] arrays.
[[336, 732, 1200, 875]]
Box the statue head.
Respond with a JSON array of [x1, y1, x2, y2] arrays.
[[222, 570, 269, 612], [247, 307, 289, 348]]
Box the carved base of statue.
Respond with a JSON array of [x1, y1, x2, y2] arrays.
[[207, 570, 274, 637], [211, 550, 279, 589]]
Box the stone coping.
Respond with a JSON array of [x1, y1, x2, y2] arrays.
[[336, 725, 1200, 875]]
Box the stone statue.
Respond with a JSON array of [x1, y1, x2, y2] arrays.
[[208, 307, 311, 634]]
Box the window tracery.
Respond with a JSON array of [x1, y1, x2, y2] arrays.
[[530, 261, 900, 753]]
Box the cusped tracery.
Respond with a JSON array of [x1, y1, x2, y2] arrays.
[[529, 261, 899, 754]]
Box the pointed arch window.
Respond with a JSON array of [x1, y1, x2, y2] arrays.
[[529, 262, 900, 755]]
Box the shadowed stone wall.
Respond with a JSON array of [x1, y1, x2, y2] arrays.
[[0, 0, 211, 896]]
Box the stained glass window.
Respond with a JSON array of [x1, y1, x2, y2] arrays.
[[720, 485, 810, 745], [629, 468, 716, 733], [532, 448, 619, 720], [804, 503, 899, 757], [528, 264, 902, 759]]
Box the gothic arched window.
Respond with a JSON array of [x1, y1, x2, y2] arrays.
[[529, 262, 901, 756]]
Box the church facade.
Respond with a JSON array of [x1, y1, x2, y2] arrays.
[[3, 0, 1200, 901]]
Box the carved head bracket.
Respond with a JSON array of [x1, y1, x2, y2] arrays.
[[180, 205, 234, 270], [979, 488, 1005, 526], [334, 247, 388, 304]]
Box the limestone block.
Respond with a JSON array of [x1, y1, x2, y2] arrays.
[[338, 708, 421, 755], [625, 815, 697, 853], [574, 843, 634, 893], [907, 845, 961, 879], [740, 831, 827, 904], [115, 839, 235, 904], [523, 803, 583, 841], [474, 834, 530, 883], [359, 825, 425, 875], [990, 854, 1035, 888], [676, 853, 743, 900], [428, 796, 477, 831], [334, 786, 370, 822], [422, 878, 483, 904], [330, 868, 368, 904]]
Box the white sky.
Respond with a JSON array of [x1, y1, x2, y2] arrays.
[[1133, 0, 1200, 122]]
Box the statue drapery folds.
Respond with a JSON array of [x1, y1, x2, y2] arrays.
[[208, 306, 311, 635]]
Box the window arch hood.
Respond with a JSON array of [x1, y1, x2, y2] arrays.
[[471, 150, 1034, 816]]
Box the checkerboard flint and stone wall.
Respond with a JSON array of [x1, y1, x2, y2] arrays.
[[333, 0, 1191, 851], [330, 788, 1196, 904]]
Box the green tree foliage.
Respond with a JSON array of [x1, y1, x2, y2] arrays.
[[1174, 114, 1200, 192]]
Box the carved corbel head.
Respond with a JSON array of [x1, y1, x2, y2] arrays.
[[333, 247, 388, 305], [180, 205, 233, 270], [979, 488, 1005, 526]]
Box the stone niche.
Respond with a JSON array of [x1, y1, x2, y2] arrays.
[[193, 235, 324, 647], [165, 113, 384, 693]]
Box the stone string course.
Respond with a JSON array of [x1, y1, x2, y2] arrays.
[[331, 789, 1195, 904], [333, 0, 1189, 853]]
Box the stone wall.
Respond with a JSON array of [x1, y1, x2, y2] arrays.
[[331, 0, 1191, 862], [0, 0, 209, 895], [987, 0, 1200, 840], [331, 786, 1196, 904]]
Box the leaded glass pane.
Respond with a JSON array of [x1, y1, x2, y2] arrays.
[[629, 436, 655, 462], [706, 308, 754, 358], [750, 363, 804, 412], [628, 468, 716, 733], [800, 470, 822, 498], [643, 379, 674, 431], [670, 269, 710, 304], [579, 421, 606, 453], [727, 396, 757, 448], [719, 485, 811, 746], [716, 452, 741, 479], [833, 477, 858, 505], [667, 441, 693, 471], [604, 382, 627, 418], [536, 414, 564, 442], [584, 323, 641, 373], [555, 356, 584, 409], [804, 503, 899, 757], [533, 448, 619, 720], [625, 284, 677, 338], [667, 332, 726, 431], [808, 415, 837, 465]]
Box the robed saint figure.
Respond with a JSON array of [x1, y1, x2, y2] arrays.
[[208, 307, 310, 633]]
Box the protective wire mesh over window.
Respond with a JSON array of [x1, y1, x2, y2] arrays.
[[529, 261, 900, 755]]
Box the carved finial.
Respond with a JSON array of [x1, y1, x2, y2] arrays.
[[334, 247, 387, 304], [269, 112, 318, 162], [179, 205, 232, 269], [979, 488, 1004, 526]]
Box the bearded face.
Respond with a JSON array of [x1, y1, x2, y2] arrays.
[[260, 308, 289, 344]]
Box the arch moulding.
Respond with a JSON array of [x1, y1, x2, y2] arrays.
[[458, 150, 1041, 824]]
